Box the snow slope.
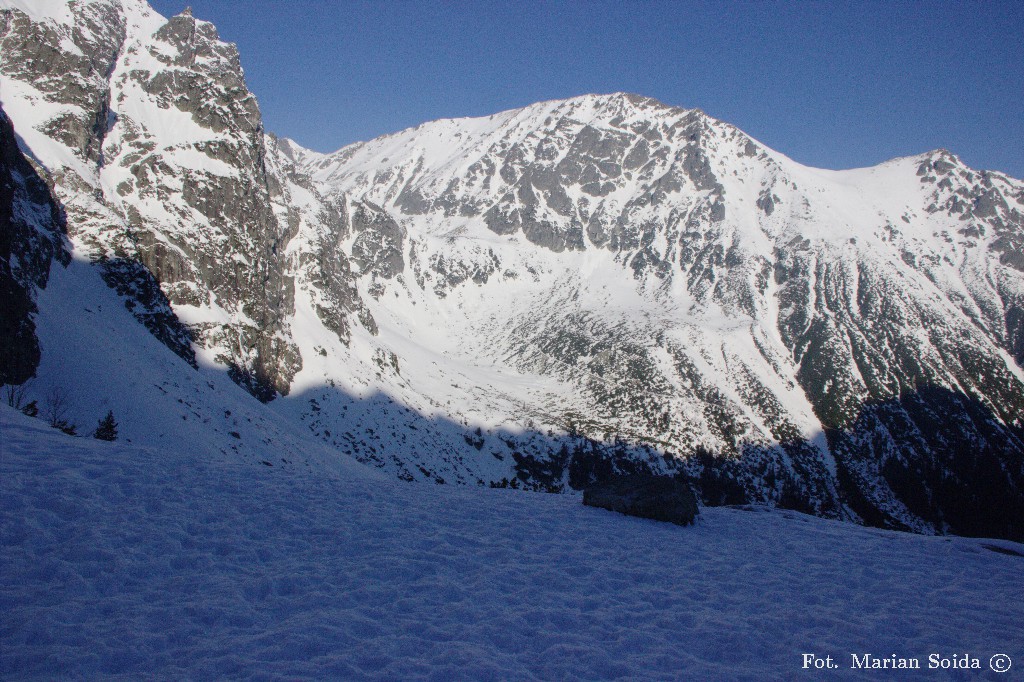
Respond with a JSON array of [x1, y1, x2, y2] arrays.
[[18, 250, 364, 476], [2, 406, 1022, 680]]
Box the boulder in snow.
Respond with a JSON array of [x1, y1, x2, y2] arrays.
[[583, 475, 699, 526]]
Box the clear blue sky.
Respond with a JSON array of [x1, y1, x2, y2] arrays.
[[149, 0, 1024, 178]]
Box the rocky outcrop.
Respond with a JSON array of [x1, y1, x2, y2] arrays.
[[0, 1, 125, 165], [263, 133, 376, 346], [350, 200, 406, 279], [103, 9, 299, 398], [583, 474, 699, 526], [1, 2, 304, 400], [0, 107, 68, 385]]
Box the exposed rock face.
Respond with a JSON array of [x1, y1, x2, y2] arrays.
[[0, 106, 68, 384], [0, 1, 337, 399], [303, 93, 1024, 538], [3, 3, 1023, 540], [101, 8, 301, 397], [350, 200, 406, 279], [263, 133, 377, 345], [0, 1, 125, 165], [309, 96, 734, 263], [97, 257, 197, 366]]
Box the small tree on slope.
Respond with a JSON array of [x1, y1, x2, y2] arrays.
[[93, 410, 118, 441], [44, 387, 77, 435]]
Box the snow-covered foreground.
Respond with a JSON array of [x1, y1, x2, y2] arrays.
[[2, 408, 1021, 681]]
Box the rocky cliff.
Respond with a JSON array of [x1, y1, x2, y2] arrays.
[[0, 106, 68, 385], [2, 1, 1022, 539], [0, 0, 329, 398]]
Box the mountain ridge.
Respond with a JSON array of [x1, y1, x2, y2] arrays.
[[2, 0, 1023, 540], [290, 92, 1018, 187]]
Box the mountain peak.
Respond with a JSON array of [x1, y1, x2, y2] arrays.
[[571, 91, 670, 108], [2, 0, 1023, 548], [535, 91, 694, 124], [160, 4, 218, 37], [924, 148, 961, 164]]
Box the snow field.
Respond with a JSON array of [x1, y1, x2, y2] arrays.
[[2, 407, 1022, 681]]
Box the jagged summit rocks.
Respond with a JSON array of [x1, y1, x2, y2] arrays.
[[2, 0, 1023, 540]]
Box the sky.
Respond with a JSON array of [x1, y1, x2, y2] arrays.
[[148, 0, 1024, 178]]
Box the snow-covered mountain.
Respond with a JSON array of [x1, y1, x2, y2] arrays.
[[293, 94, 1024, 538], [2, 0, 1023, 541], [0, 0, 303, 398]]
